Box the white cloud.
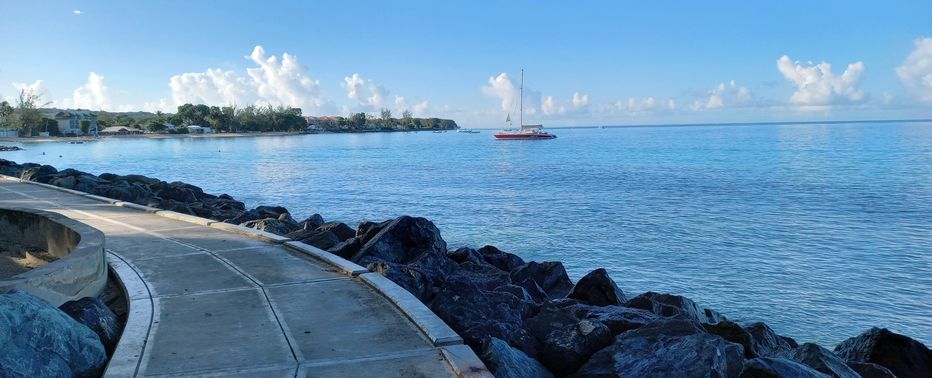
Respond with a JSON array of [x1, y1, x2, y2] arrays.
[[366, 83, 389, 108], [10, 80, 47, 97], [896, 37, 932, 103], [572, 92, 589, 108], [168, 45, 330, 113], [73, 10, 82, 15], [541, 96, 566, 115], [342, 73, 365, 100], [143, 98, 173, 113], [70, 72, 111, 110], [413, 100, 429, 116], [481, 73, 518, 112], [692, 80, 753, 110], [777, 55, 865, 107]]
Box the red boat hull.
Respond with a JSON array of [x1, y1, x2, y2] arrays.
[[493, 133, 556, 140]]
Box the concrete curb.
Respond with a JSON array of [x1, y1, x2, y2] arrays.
[[283, 241, 368, 276], [441, 344, 493, 377], [82, 193, 120, 204], [104, 252, 153, 377], [358, 273, 463, 347], [114, 201, 161, 213], [207, 221, 291, 244], [155, 210, 212, 226]]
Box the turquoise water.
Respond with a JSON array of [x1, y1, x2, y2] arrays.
[[4, 122, 931, 346]]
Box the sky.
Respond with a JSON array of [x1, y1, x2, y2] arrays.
[[1, 1, 931, 128]]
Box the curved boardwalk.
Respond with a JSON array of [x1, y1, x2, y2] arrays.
[[0, 178, 487, 377]]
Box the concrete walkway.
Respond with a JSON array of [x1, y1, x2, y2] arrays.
[[0, 178, 487, 377]]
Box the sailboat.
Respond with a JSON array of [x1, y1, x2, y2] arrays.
[[494, 69, 556, 140]]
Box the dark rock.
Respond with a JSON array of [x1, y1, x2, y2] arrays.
[[792, 343, 859, 378], [369, 262, 435, 302], [741, 357, 830, 377], [525, 305, 614, 375], [477, 245, 525, 272], [157, 185, 198, 203], [845, 362, 896, 378], [704, 320, 757, 359], [573, 318, 745, 378], [495, 284, 535, 302], [430, 278, 537, 357], [328, 237, 362, 259], [59, 297, 121, 355], [510, 261, 574, 300], [297, 213, 325, 230], [292, 229, 341, 250], [834, 327, 932, 378], [20, 164, 58, 183], [567, 268, 626, 306], [567, 303, 658, 335], [480, 337, 554, 378], [351, 216, 447, 266], [513, 278, 548, 304], [447, 246, 483, 265], [744, 322, 797, 358], [445, 261, 512, 291], [240, 217, 299, 236], [255, 205, 289, 218], [356, 220, 388, 239], [316, 221, 355, 242], [625, 291, 726, 324], [0, 290, 106, 377]]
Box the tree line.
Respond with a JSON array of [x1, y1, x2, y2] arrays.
[[0, 88, 457, 136]]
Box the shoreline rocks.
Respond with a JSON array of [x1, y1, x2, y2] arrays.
[[2, 158, 930, 377]]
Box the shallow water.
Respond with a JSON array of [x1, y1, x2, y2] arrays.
[[4, 122, 931, 346]]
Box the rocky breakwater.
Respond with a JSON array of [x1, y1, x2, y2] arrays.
[[2, 158, 930, 377]]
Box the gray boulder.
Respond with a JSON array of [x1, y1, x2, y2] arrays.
[[510, 261, 574, 300], [477, 245, 525, 272], [625, 291, 726, 324], [316, 221, 355, 242], [566, 303, 658, 335], [240, 217, 299, 236], [0, 290, 107, 377], [741, 357, 830, 377], [480, 337, 554, 378], [573, 318, 745, 378], [567, 268, 626, 306], [525, 305, 614, 375], [792, 343, 859, 378], [846, 362, 896, 378], [59, 297, 121, 355], [834, 327, 932, 378]]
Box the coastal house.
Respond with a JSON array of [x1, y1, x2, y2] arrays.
[[99, 126, 143, 135], [306, 116, 339, 130], [187, 125, 213, 134], [54, 110, 98, 136]]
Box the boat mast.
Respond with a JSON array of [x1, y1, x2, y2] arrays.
[[520, 69, 524, 128]]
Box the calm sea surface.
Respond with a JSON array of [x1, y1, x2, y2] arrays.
[[4, 122, 931, 346]]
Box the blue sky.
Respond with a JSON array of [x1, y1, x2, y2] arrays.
[[1, 1, 931, 127]]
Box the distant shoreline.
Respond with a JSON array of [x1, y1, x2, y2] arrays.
[[548, 118, 932, 130], [0, 129, 445, 143]]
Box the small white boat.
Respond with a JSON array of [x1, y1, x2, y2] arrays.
[[458, 129, 480, 134], [494, 69, 556, 140]]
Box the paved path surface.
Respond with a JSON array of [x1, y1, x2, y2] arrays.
[[0, 179, 481, 377]]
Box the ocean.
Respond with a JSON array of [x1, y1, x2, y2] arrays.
[[4, 121, 931, 346]]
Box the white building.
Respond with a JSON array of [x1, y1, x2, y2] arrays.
[[54, 110, 98, 136], [187, 125, 213, 134]]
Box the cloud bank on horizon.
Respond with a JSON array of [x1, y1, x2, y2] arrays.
[[6, 38, 932, 124]]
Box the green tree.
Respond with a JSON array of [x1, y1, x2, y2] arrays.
[[0, 101, 12, 127], [43, 118, 60, 136], [349, 112, 366, 128], [146, 119, 167, 132], [401, 110, 413, 129], [13, 89, 49, 136], [380, 108, 392, 128], [79, 119, 91, 135]]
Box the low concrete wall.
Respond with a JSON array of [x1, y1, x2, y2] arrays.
[[0, 207, 107, 306]]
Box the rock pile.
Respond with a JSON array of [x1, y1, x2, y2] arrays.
[[3, 158, 930, 377]]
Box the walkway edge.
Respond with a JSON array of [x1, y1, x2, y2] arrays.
[[284, 241, 368, 276], [358, 273, 464, 347], [103, 252, 154, 377]]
